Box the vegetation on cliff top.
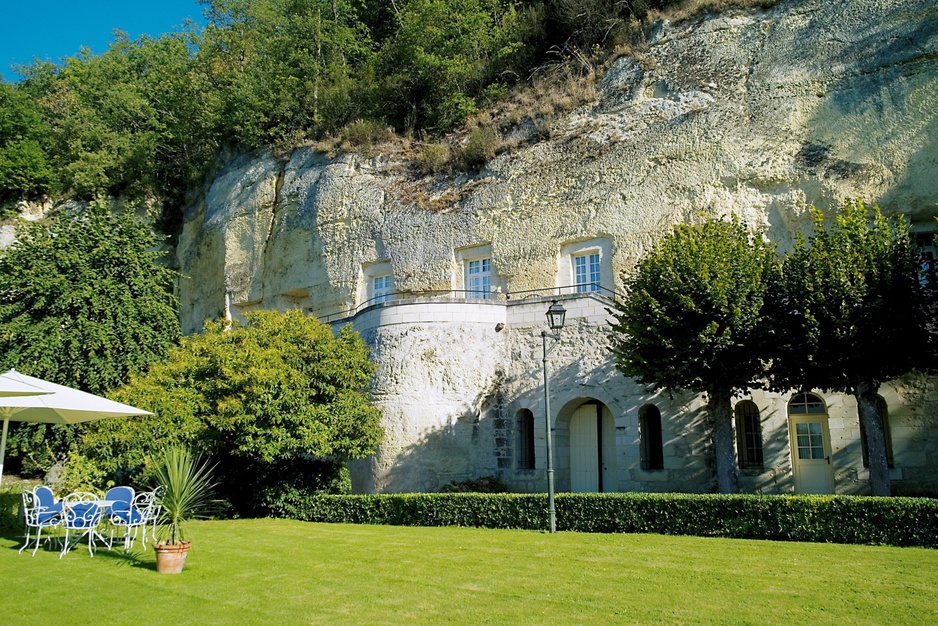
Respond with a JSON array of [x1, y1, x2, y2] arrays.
[[0, 0, 780, 227]]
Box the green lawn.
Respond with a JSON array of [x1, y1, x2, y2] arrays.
[[1, 519, 936, 625]]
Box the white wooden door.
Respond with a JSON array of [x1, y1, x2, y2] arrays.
[[570, 405, 599, 492], [789, 415, 835, 494], [570, 404, 616, 492]]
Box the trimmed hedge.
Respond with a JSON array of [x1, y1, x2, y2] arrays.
[[270, 492, 938, 548], [0, 492, 22, 534], [273, 492, 547, 530]]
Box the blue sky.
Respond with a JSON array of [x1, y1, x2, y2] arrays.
[[0, 1, 207, 82]]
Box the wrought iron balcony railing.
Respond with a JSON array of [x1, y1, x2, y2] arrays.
[[317, 282, 622, 324]]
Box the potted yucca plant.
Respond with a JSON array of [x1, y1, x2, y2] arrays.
[[151, 445, 216, 574]]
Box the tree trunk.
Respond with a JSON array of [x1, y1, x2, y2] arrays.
[[708, 392, 739, 494], [856, 381, 891, 496], [314, 6, 322, 126]]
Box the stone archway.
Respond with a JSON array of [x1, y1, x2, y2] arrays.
[[556, 398, 617, 493]]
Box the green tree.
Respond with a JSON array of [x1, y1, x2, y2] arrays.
[[609, 217, 776, 493], [0, 199, 180, 392], [0, 198, 180, 474], [121, 30, 222, 219], [0, 81, 58, 205], [84, 309, 382, 513], [199, 0, 374, 147], [377, 0, 531, 131], [38, 30, 215, 207], [765, 200, 935, 496]]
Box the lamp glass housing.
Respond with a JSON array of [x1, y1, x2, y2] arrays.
[[546, 301, 566, 332]]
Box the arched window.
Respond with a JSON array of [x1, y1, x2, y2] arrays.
[[735, 400, 763, 469], [639, 404, 664, 470], [788, 393, 826, 414], [517, 409, 535, 470], [859, 396, 894, 468]]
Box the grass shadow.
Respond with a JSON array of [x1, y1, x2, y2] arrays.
[[103, 547, 156, 571], [4, 525, 157, 570]]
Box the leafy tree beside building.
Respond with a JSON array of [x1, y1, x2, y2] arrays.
[[764, 200, 937, 496], [84, 309, 383, 514], [609, 217, 776, 493], [0, 198, 180, 474], [0, 199, 180, 392]]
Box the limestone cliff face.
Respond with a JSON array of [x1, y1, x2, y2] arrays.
[[178, 0, 938, 333], [175, 0, 938, 494]]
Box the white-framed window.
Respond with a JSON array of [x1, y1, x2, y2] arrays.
[[360, 261, 393, 308], [574, 252, 601, 293], [467, 258, 492, 299], [788, 393, 826, 414], [372, 274, 392, 304], [559, 238, 612, 295], [456, 244, 499, 299]]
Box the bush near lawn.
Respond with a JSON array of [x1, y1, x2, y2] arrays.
[[270, 492, 938, 548], [0, 492, 20, 533]]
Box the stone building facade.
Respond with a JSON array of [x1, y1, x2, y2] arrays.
[[331, 270, 938, 497], [173, 0, 938, 496]]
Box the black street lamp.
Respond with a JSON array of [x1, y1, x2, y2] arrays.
[[541, 300, 566, 533], [546, 300, 566, 332]]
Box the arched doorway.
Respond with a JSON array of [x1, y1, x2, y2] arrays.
[[569, 401, 616, 492], [788, 393, 835, 494]]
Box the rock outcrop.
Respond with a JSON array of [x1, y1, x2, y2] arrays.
[[174, 0, 938, 494], [177, 0, 938, 333]]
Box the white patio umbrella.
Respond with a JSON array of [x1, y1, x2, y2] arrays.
[[0, 369, 152, 486], [0, 370, 52, 398]]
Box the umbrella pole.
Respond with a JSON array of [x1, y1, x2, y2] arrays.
[[0, 417, 8, 487]]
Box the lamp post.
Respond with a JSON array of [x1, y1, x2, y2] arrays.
[[542, 300, 566, 533]]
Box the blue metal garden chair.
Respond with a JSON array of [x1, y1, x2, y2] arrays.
[[103, 485, 135, 550], [59, 492, 104, 558], [107, 486, 149, 551], [19, 486, 62, 556]]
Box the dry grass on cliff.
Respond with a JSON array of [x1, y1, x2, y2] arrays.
[[310, 119, 414, 163], [411, 47, 608, 177], [653, 0, 782, 23], [319, 59, 604, 213], [322, 0, 784, 210]]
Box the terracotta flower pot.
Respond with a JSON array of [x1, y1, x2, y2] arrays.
[[154, 541, 191, 574]]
